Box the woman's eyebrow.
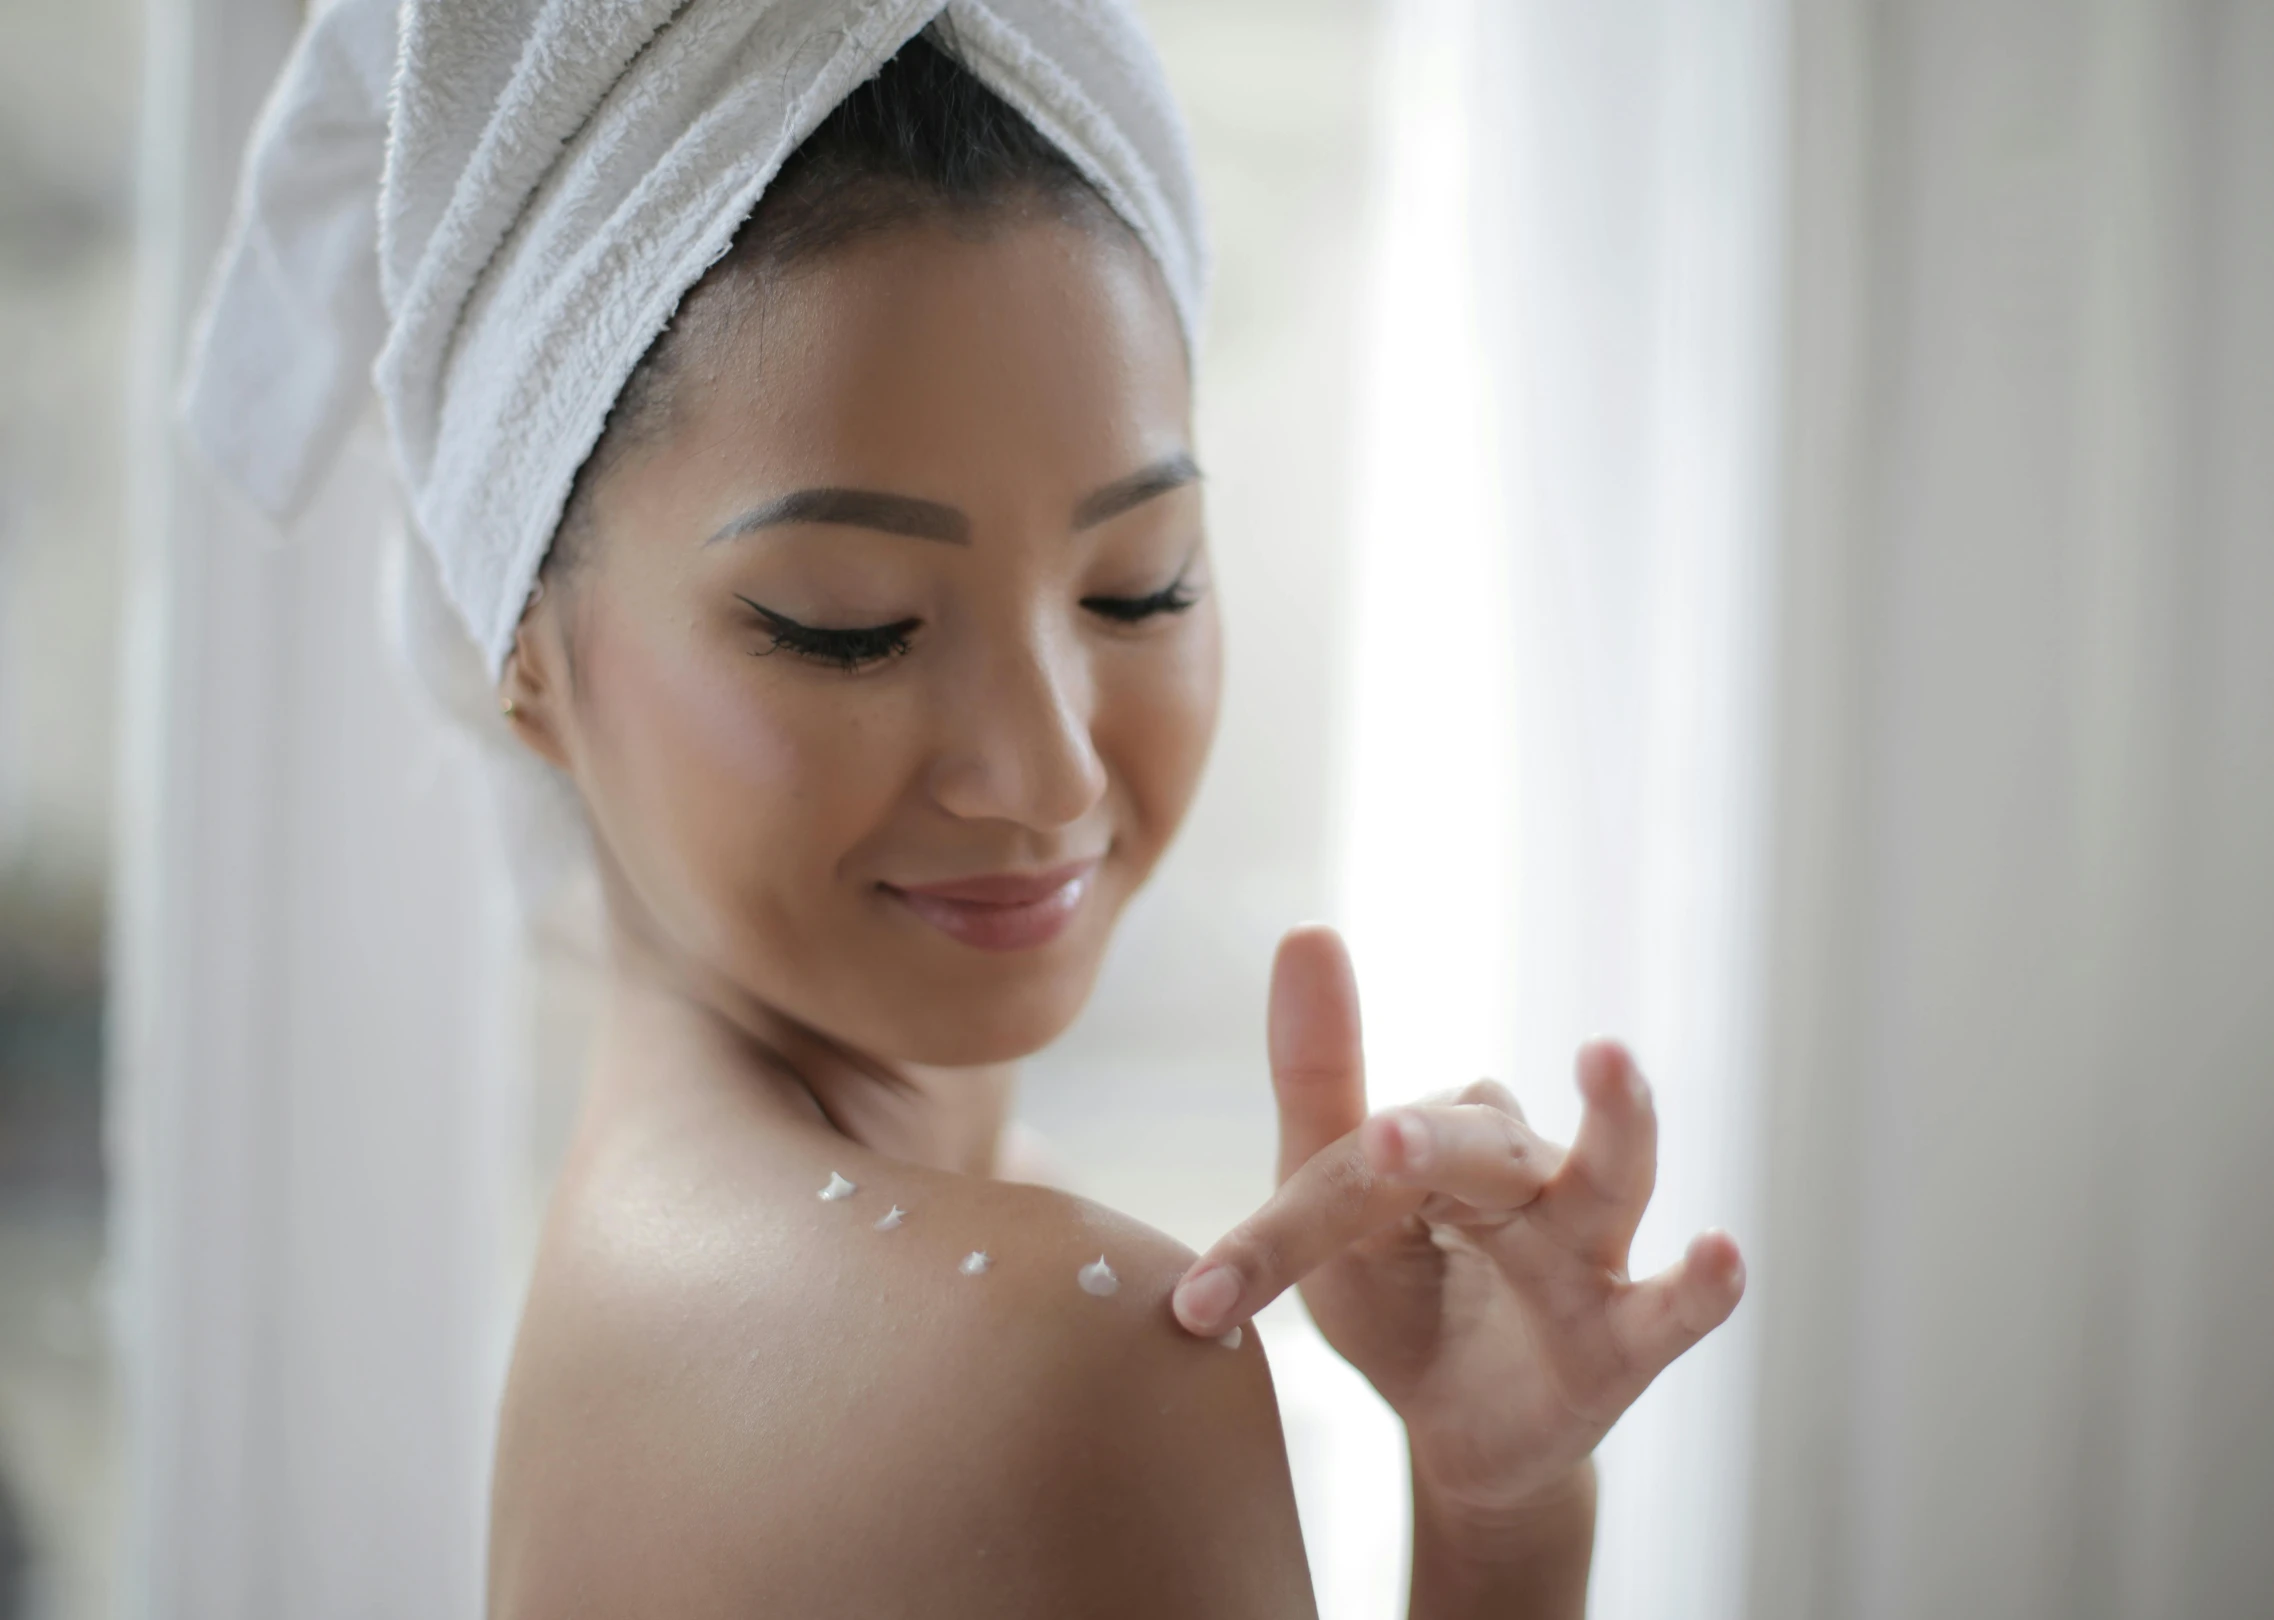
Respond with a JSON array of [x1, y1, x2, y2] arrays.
[[704, 452, 1199, 547], [1072, 451, 1202, 531], [706, 488, 971, 545]]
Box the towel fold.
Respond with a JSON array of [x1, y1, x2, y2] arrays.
[[176, 0, 1206, 914]]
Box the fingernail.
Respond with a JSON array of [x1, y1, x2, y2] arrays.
[[1395, 1111, 1432, 1170], [1175, 1265, 1241, 1334]]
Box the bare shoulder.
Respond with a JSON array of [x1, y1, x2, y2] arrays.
[[490, 1131, 1317, 1620]]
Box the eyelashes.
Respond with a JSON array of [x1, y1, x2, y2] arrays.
[[737, 575, 1204, 672], [737, 596, 918, 672], [1078, 579, 1204, 624]]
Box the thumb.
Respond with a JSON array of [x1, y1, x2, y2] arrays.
[[1268, 924, 1367, 1184]]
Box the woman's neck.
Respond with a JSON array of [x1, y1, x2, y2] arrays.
[[591, 921, 1020, 1179]]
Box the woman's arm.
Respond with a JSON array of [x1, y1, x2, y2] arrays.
[[1409, 1462, 1595, 1620]]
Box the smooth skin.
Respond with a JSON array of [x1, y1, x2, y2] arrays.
[[487, 197, 1740, 1620]]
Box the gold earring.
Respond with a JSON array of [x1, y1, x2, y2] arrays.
[[500, 696, 519, 718]]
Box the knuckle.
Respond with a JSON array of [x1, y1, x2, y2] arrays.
[[1457, 1076, 1523, 1115], [1316, 1147, 1379, 1217], [1450, 1103, 1531, 1170]]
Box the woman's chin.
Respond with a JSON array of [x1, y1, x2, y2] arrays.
[[800, 935, 1101, 1067], [871, 975, 1095, 1068]]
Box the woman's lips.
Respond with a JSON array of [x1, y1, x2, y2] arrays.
[[882, 859, 1099, 952]]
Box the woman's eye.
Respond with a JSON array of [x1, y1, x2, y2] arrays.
[[737, 596, 919, 671], [1081, 579, 1204, 624]]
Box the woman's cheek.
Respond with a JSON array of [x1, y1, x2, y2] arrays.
[[589, 627, 899, 949], [1098, 607, 1221, 865]]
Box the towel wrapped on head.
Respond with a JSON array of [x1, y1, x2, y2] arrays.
[[178, 0, 1208, 913]]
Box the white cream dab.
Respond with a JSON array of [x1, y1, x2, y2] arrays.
[[1077, 1256, 1119, 1296], [817, 1171, 857, 1201], [960, 1250, 992, 1276], [874, 1205, 906, 1231], [1218, 1326, 1242, 1350]]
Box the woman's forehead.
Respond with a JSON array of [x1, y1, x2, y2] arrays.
[[647, 217, 1192, 511]]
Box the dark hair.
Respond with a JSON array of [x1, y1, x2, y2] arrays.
[[546, 24, 1123, 573]]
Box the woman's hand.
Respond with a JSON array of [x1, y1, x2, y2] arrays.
[[1170, 925, 1745, 1525]]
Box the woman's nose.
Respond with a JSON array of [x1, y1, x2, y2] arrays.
[[927, 622, 1109, 830]]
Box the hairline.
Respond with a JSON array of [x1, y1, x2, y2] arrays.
[[544, 183, 1143, 582]]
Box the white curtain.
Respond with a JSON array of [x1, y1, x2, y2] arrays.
[[114, 3, 524, 1616], [1337, 0, 2274, 1616], [1748, 3, 2274, 1615], [1334, 1, 1780, 1616]]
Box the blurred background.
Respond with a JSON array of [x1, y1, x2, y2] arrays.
[[2, 1, 2269, 1618], [0, 0, 139, 1613]]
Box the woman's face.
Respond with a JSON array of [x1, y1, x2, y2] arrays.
[[512, 210, 1218, 1066]]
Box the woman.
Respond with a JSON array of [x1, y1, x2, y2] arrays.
[[186, 6, 1742, 1615]]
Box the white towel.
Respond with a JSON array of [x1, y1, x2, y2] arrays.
[[178, 0, 1207, 915]]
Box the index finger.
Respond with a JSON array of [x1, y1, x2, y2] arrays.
[[1171, 1097, 1560, 1336], [1171, 1127, 1423, 1336]]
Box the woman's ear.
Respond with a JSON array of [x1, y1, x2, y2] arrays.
[[498, 580, 574, 771]]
